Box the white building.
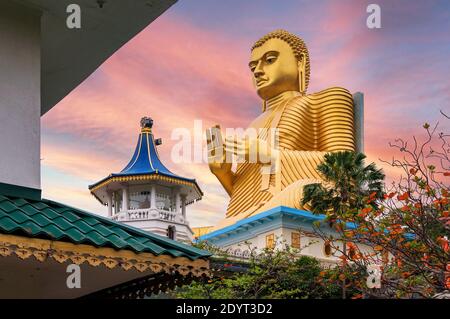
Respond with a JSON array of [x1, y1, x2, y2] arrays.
[[198, 206, 375, 267], [89, 117, 203, 242]]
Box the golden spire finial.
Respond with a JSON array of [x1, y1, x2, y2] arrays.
[[140, 117, 153, 133]]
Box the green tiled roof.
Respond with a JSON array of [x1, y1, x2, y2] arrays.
[[0, 194, 211, 260]]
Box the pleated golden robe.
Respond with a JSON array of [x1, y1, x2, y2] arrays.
[[220, 87, 356, 228]]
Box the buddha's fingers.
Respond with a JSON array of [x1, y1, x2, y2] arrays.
[[224, 146, 246, 157], [224, 145, 237, 155], [224, 140, 237, 150], [224, 137, 247, 148]]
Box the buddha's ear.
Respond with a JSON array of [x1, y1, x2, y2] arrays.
[[297, 53, 307, 95], [297, 52, 306, 70]]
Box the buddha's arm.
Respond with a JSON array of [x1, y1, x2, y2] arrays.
[[314, 87, 356, 152]]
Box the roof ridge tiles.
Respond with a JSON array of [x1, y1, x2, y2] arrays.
[[0, 195, 211, 260], [42, 199, 207, 254]]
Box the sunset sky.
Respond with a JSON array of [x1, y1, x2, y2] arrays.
[[41, 0, 450, 227]]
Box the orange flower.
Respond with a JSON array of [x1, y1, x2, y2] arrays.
[[401, 205, 410, 212], [389, 224, 404, 235], [401, 272, 412, 279], [397, 259, 402, 267], [437, 237, 449, 252], [344, 230, 355, 238], [371, 232, 382, 237], [397, 192, 409, 201]]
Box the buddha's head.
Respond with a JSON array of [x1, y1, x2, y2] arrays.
[[250, 30, 310, 101]]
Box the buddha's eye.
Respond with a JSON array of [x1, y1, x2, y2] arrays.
[[266, 55, 277, 64]]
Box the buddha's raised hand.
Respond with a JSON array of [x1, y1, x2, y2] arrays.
[[224, 136, 276, 165], [206, 127, 232, 177]]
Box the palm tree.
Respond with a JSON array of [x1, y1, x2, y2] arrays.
[[302, 151, 385, 299], [302, 151, 385, 218]]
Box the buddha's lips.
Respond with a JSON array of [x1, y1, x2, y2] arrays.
[[256, 79, 268, 86]]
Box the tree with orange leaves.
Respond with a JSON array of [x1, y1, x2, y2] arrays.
[[304, 115, 450, 298]]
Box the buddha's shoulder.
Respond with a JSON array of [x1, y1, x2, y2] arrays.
[[307, 87, 352, 99], [288, 87, 354, 110], [306, 87, 353, 102]]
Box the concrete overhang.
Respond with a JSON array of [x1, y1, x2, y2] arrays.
[[13, 0, 177, 115]]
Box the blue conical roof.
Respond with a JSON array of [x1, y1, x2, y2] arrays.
[[119, 126, 176, 177], [89, 117, 202, 196]]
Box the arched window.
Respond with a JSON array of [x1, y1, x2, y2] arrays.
[[291, 232, 301, 249], [167, 225, 176, 240], [266, 234, 275, 249], [323, 241, 332, 257]]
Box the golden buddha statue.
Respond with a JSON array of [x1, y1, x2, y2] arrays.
[[207, 30, 356, 229]]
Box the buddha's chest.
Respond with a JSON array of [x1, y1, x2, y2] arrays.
[[248, 111, 273, 131], [248, 101, 313, 144]]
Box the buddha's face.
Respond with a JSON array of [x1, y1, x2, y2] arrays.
[[249, 38, 299, 100]]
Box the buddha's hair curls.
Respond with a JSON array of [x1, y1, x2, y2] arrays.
[[252, 29, 310, 92]]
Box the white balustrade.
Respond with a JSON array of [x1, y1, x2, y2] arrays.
[[111, 207, 180, 222], [159, 210, 177, 222]]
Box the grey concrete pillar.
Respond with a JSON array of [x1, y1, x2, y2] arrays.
[[122, 186, 129, 211], [150, 185, 156, 208], [107, 192, 113, 217], [181, 195, 186, 218], [353, 92, 364, 154]]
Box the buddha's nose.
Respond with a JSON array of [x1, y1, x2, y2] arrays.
[[255, 69, 264, 77], [254, 61, 264, 78]]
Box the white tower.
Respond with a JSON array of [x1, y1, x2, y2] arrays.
[[89, 117, 203, 242]]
